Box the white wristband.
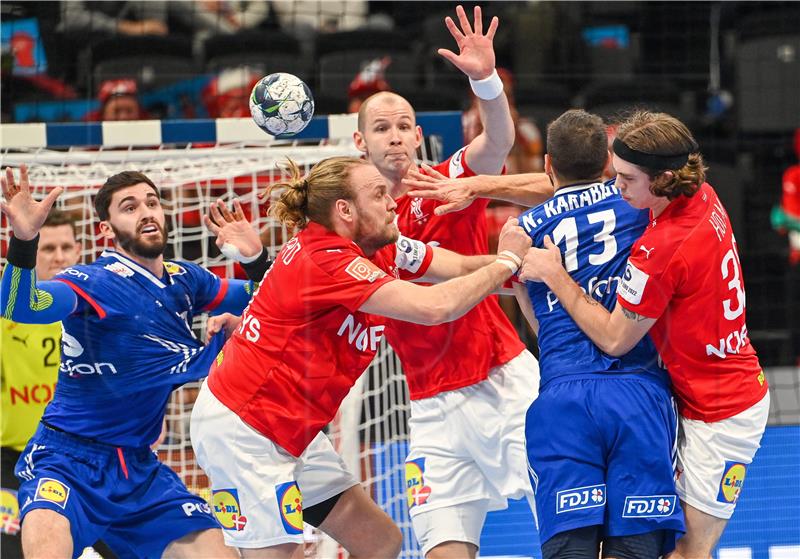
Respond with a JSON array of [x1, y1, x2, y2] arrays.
[[498, 250, 522, 267], [469, 69, 504, 100], [220, 242, 261, 264], [495, 257, 518, 274]]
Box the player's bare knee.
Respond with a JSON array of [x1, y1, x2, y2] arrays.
[[21, 509, 72, 558]]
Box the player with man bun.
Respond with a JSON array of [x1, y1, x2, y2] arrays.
[[190, 155, 532, 558]]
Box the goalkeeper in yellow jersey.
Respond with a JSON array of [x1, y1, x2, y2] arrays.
[[1, 209, 80, 558]]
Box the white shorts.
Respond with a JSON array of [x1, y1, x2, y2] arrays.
[[405, 350, 539, 552], [675, 391, 770, 520], [190, 383, 358, 549]]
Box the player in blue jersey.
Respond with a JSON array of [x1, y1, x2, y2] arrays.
[[403, 110, 685, 557], [0, 165, 266, 558]]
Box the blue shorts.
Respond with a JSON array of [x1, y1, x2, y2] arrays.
[[525, 376, 685, 551], [15, 423, 219, 559]]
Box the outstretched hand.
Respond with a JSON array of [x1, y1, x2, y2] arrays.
[[518, 235, 564, 283], [438, 5, 498, 80], [0, 165, 63, 241], [403, 164, 477, 216], [204, 198, 263, 261]]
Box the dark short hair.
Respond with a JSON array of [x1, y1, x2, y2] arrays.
[[43, 208, 78, 237], [546, 110, 608, 183], [94, 171, 160, 221]]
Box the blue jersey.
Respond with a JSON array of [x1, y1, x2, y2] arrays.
[[519, 181, 667, 388], [40, 251, 237, 446]]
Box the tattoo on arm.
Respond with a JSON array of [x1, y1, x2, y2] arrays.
[[582, 293, 601, 307], [621, 306, 649, 322]]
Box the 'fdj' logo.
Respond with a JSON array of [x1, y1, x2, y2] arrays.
[[717, 462, 747, 504], [276, 481, 303, 535], [622, 495, 677, 518], [34, 478, 70, 509], [405, 458, 432, 508], [212, 488, 247, 531], [556, 484, 606, 514]]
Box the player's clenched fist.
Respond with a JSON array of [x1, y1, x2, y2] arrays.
[[496, 216, 531, 262], [519, 235, 563, 283], [206, 312, 242, 343]]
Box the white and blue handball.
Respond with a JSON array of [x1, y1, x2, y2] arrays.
[[249, 73, 315, 136]]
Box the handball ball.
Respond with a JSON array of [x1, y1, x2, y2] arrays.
[[249, 73, 315, 136]]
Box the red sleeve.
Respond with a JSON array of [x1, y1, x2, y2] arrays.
[[304, 249, 396, 313]]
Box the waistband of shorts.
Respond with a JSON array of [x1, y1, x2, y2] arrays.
[[36, 422, 152, 460], [541, 371, 670, 391]]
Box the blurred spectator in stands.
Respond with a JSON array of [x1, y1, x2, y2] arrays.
[[192, 1, 271, 34], [347, 56, 391, 113], [85, 79, 145, 122], [57, 1, 168, 36], [771, 129, 800, 364], [772, 129, 800, 266], [272, 0, 370, 34], [202, 66, 260, 118]]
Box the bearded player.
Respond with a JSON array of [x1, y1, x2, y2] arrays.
[[0, 166, 266, 558], [191, 156, 532, 558]]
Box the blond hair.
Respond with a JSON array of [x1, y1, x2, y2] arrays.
[[267, 157, 370, 231], [616, 111, 707, 200]]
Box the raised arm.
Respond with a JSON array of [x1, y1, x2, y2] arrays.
[[519, 236, 655, 356], [404, 165, 554, 215], [359, 218, 529, 324], [204, 198, 273, 282], [1, 165, 77, 323], [439, 5, 513, 174]]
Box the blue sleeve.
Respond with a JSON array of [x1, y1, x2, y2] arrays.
[[1, 264, 79, 324], [206, 279, 255, 316], [177, 262, 254, 316]]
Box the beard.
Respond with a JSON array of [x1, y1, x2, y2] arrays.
[[112, 221, 167, 259], [355, 214, 399, 255]]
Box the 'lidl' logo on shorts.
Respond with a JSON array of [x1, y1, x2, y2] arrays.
[[212, 488, 247, 531], [34, 478, 70, 509], [622, 495, 677, 517], [405, 458, 432, 509], [0, 489, 20, 535], [556, 483, 606, 514], [717, 461, 747, 504], [275, 481, 303, 535]]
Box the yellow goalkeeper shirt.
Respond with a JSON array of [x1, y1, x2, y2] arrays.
[[1, 318, 60, 451]]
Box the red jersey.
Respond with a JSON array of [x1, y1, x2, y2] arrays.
[[617, 183, 767, 422], [208, 222, 433, 456], [386, 147, 526, 400]]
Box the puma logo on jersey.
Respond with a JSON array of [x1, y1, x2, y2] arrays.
[[11, 335, 29, 346], [639, 245, 655, 259]]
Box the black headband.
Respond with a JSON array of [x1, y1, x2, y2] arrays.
[[612, 137, 698, 171]]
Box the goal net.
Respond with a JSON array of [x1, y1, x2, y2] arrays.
[[0, 113, 461, 558]]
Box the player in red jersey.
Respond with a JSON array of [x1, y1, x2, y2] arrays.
[[351, 7, 553, 558], [520, 111, 769, 559], [190, 156, 532, 558]]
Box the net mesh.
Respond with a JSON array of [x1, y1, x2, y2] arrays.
[[0, 136, 444, 557]]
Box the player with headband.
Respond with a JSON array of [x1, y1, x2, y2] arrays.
[[521, 111, 769, 558]]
